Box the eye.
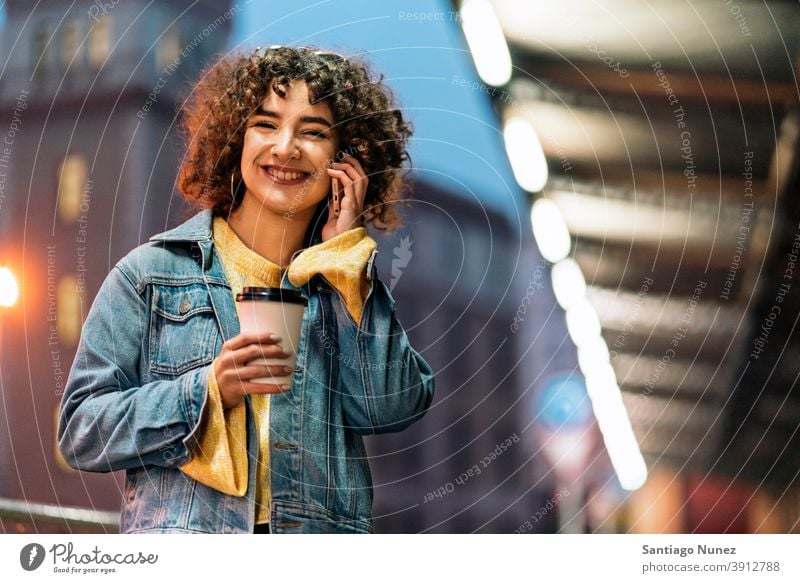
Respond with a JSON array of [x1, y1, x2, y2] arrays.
[[303, 130, 328, 138], [252, 121, 276, 129]]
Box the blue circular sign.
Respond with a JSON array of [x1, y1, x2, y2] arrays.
[[535, 372, 593, 429]]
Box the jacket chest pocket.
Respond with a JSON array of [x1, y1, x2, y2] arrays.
[[148, 283, 219, 376]]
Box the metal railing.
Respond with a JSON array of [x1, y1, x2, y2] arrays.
[[0, 497, 119, 533]]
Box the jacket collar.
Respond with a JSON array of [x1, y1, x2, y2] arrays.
[[148, 208, 325, 247], [149, 209, 213, 242]]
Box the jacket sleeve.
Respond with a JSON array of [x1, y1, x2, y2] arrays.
[[334, 270, 435, 435], [287, 226, 375, 325], [57, 263, 210, 472], [178, 365, 248, 495]]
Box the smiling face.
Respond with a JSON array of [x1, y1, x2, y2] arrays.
[[238, 79, 338, 222]]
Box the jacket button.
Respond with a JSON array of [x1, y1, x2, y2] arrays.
[[179, 293, 192, 315]]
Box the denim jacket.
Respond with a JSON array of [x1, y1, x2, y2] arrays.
[[57, 209, 435, 533]]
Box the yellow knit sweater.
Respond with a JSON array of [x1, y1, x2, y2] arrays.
[[179, 216, 377, 525]]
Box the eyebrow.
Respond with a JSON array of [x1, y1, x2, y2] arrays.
[[255, 106, 333, 128]]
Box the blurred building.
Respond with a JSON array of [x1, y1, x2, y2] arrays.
[[0, 0, 234, 531]]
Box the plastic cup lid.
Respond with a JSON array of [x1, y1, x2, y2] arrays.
[[235, 286, 308, 305]]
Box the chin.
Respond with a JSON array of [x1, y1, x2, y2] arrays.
[[254, 191, 325, 219], [242, 171, 326, 208]]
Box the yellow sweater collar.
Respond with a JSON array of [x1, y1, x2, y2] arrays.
[[212, 216, 283, 284]]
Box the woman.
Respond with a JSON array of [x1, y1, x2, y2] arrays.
[[58, 46, 435, 534]]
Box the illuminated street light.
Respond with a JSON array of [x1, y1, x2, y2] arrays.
[[565, 298, 601, 347], [577, 335, 612, 379], [0, 267, 19, 307], [585, 374, 648, 490], [552, 258, 586, 310], [460, 0, 512, 87], [530, 198, 570, 263], [504, 116, 548, 193]]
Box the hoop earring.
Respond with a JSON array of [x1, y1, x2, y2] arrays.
[[231, 173, 246, 205]]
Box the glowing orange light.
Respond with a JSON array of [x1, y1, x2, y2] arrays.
[[0, 267, 19, 307]]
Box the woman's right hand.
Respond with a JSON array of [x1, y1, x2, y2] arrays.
[[212, 331, 294, 409]]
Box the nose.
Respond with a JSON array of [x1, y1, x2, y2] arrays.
[[270, 127, 301, 161]]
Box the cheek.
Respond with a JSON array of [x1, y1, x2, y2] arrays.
[[311, 139, 337, 161], [240, 132, 262, 168], [309, 171, 331, 198], [310, 148, 336, 186]]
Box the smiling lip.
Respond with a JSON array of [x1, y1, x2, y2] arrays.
[[260, 165, 312, 185]]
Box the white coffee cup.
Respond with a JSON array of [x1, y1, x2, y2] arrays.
[[235, 286, 308, 386]]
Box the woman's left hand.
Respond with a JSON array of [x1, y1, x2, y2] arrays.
[[321, 153, 368, 242]]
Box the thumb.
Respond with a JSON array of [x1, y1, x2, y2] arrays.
[[321, 199, 338, 242]]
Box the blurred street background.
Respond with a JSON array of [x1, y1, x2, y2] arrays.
[[1, 0, 799, 533]]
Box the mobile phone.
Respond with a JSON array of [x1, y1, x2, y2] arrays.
[[332, 177, 340, 218]]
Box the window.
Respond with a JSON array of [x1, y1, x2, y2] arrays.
[[156, 27, 181, 73], [87, 16, 111, 70], [57, 275, 82, 347], [32, 22, 55, 75], [57, 154, 88, 224], [60, 19, 82, 71]]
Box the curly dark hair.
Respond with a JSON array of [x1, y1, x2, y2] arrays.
[[177, 46, 413, 231]]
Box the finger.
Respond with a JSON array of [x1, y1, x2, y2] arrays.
[[241, 381, 292, 395], [231, 343, 292, 364], [327, 169, 359, 212], [327, 168, 358, 200], [340, 174, 358, 212], [227, 364, 295, 381], [341, 153, 365, 175], [329, 166, 367, 207], [223, 331, 283, 352], [326, 167, 352, 188], [331, 161, 364, 185]]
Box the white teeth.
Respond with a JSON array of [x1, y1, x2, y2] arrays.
[[266, 167, 306, 181]]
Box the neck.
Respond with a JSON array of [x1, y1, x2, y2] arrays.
[[226, 197, 317, 269]]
